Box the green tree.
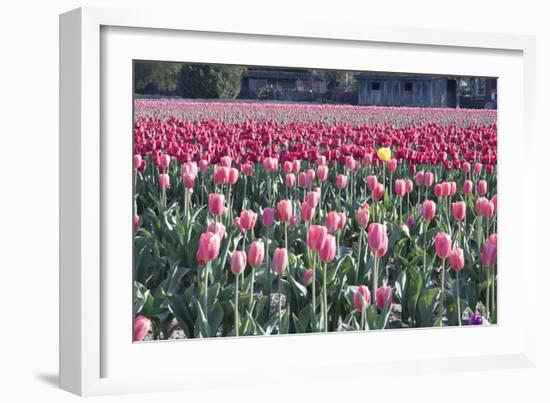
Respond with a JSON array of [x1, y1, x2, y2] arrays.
[[134, 61, 182, 95], [176, 64, 247, 99]]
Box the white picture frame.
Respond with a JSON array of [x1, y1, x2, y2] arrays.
[[59, 6, 537, 396]]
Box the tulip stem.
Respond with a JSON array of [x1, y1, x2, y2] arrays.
[[356, 227, 363, 284], [439, 259, 445, 327], [235, 274, 239, 337], [486, 267, 491, 323], [491, 266, 495, 322], [278, 274, 282, 333], [360, 305, 366, 331], [284, 222, 288, 251], [371, 254, 378, 304], [423, 221, 428, 273], [249, 266, 255, 307], [323, 262, 328, 332], [204, 262, 210, 322], [312, 253, 317, 331], [456, 269, 462, 326]]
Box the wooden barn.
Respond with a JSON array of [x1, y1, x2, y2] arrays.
[[356, 74, 457, 108]]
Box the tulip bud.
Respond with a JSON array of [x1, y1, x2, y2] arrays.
[[319, 234, 337, 262], [405, 179, 413, 193], [307, 225, 328, 252], [449, 248, 465, 271], [463, 180, 473, 195], [196, 232, 221, 265], [306, 191, 320, 208], [317, 165, 329, 182], [434, 183, 443, 198], [421, 200, 436, 221], [199, 159, 210, 173], [481, 239, 497, 267], [262, 208, 275, 227], [375, 285, 392, 310], [406, 215, 415, 228], [230, 250, 247, 276], [238, 209, 257, 231], [474, 162, 483, 174], [285, 173, 296, 188], [434, 232, 452, 259], [272, 248, 288, 275], [220, 156, 232, 168], [354, 285, 371, 311], [299, 172, 311, 188], [423, 171, 434, 187], [477, 180, 487, 196], [283, 161, 293, 174], [372, 183, 385, 201], [300, 201, 315, 222], [302, 268, 314, 286], [336, 174, 348, 190], [207, 221, 226, 240], [228, 167, 239, 185], [366, 175, 378, 191], [387, 158, 397, 174], [133, 315, 150, 342], [134, 213, 139, 230], [159, 173, 171, 191], [356, 206, 370, 227], [415, 171, 425, 186], [395, 179, 406, 197], [452, 201, 466, 221], [277, 199, 293, 222], [208, 193, 226, 216], [134, 154, 142, 171], [324, 211, 341, 234]]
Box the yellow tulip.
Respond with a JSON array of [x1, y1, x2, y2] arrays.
[[377, 147, 392, 162]]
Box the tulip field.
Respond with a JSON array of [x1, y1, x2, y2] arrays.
[[132, 99, 497, 341]]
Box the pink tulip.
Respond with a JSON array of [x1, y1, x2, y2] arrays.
[[325, 211, 341, 234], [196, 232, 221, 265], [241, 162, 253, 176], [228, 168, 239, 185], [434, 183, 443, 198], [336, 174, 348, 190], [133, 315, 150, 342], [477, 180, 487, 196], [285, 173, 296, 187], [405, 179, 413, 193], [133, 154, 142, 171], [491, 194, 498, 213], [283, 161, 294, 174], [262, 208, 275, 227], [406, 215, 415, 228], [434, 232, 452, 259], [366, 175, 378, 191], [375, 285, 392, 310], [354, 285, 371, 311], [421, 200, 436, 220], [449, 181, 457, 196], [238, 209, 257, 231], [317, 156, 327, 166], [277, 199, 293, 222], [474, 162, 482, 174], [272, 248, 288, 275], [452, 201, 466, 221], [363, 153, 373, 166], [306, 191, 320, 207], [213, 165, 230, 185], [230, 250, 247, 275], [207, 221, 226, 240], [441, 182, 451, 197], [302, 268, 314, 286], [159, 173, 170, 191], [182, 173, 195, 189], [300, 201, 315, 222], [395, 179, 406, 197], [220, 156, 232, 168], [463, 180, 473, 195], [299, 172, 311, 188], [199, 159, 210, 173], [158, 154, 170, 171], [292, 160, 301, 172], [387, 158, 397, 173], [247, 240, 264, 268], [336, 212, 346, 230], [367, 223, 386, 252], [319, 234, 337, 262], [182, 161, 198, 178], [372, 183, 385, 201], [424, 171, 434, 187], [307, 225, 328, 252], [356, 205, 370, 227], [449, 248, 465, 271], [317, 165, 329, 182], [481, 239, 497, 267], [208, 193, 226, 216], [134, 214, 139, 230], [415, 171, 425, 186], [489, 233, 497, 245], [462, 161, 471, 173], [306, 168, 316, 182], [262, 157, 278, 172]]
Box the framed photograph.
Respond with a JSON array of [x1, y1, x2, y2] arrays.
[[60, 6, 537, 396]]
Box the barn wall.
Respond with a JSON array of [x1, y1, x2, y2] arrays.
[[357, 77, 448, 107]]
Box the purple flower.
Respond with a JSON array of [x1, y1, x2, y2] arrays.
[[468, 313, 487, 325]]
